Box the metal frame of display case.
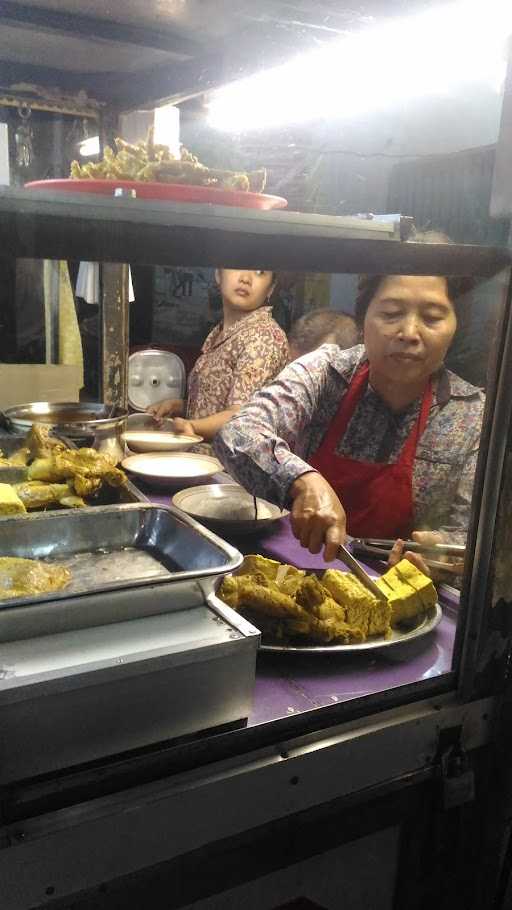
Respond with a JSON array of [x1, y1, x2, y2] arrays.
[[1, 190, 512, 909], [1, 187, 510, 719]]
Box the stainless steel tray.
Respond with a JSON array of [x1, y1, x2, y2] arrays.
[[0, 588, 259, 782], [259, 603, 442, 653], [0, 503, 242, 640]]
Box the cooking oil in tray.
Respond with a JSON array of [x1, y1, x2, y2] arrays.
[[49, 546, 177, 595]]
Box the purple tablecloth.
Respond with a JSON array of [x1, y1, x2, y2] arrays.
[[144, 484, 458, 727]]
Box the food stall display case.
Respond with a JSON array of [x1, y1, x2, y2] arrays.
[[0, 185, 511, 910], [1, 7, 512, 909]]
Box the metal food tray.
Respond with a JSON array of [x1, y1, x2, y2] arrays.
[[0, 503, 242, 641]]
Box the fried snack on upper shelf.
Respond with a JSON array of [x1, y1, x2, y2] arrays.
[[15, 481, 86, 510], [375, 559, 437, 626], [0, 556, 71, 600], [0, 482, 26, 515], [70, 129, 267, 193]]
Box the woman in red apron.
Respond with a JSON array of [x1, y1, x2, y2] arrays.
[[289, 272, 458, 562]]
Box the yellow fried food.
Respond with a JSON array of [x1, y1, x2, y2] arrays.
[[295, 574, 331, 610], [322, 569, 391, 637], [0, 447, 30, 467], [238, 554, 281, 582], [15, 481, 85, 510], [218, 575, 239, 609], [0, 483, 26, 515], [70, 132, 265, 193], [376, 559, 437, 626], [220, 555, 408, 645], [28, 448, 126, 489], [236, 577, 308, 621], [26, 424, 66, 461], [0, 557, 70, 599]]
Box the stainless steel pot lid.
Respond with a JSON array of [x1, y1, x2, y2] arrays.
[[128, 349, 186, 412]]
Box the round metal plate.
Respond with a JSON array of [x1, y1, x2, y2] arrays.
[[172, 484, 287, 534], [259, 603, 443, 653]]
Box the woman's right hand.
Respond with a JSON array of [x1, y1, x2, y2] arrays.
[[289, 471, 347, 562], [147, 398, 184, 422]]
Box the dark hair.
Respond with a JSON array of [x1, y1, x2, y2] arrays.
[[289, 309, 358, 356], [354, 230, 474, 329]]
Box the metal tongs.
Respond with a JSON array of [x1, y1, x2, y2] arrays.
[[350, 537, 466, 574], [336, 543, 388, 602], [351, 538, 465, 558]]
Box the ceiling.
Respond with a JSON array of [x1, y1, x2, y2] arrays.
[[0, 0, 434, 110]]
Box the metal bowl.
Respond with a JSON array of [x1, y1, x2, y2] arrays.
[[2, 402, 128, 436], [2, 402, 129, 463], [172, 484, 288, 534]]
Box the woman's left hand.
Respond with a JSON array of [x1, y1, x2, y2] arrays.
[[172, 418, 196, 437], [388, 530, 444, 578]]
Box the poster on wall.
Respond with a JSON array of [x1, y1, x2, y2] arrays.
[[153, 267, 220, 346]]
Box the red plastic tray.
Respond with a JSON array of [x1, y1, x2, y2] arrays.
[[25, 178, 288, 211]]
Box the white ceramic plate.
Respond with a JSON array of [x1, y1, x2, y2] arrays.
[[121, 452, 222, 486], [123, 430, 203, 453], [172, 484, 288, 534]]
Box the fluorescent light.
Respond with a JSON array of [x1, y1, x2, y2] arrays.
[[207, 0, 511, 132], [78, 136, 100, 157], [154, 103, 180, 157]]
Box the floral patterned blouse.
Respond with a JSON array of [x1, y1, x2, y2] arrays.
[[214, 344, 485, 538], [186, 306, 288, 419]]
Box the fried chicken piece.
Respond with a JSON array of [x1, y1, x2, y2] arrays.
[[0, 446, 30, 467], [59, 493, 87, 509], [295, 575, 333, 611], [302, 615, 364, 644], [26, 424, 66, 461], [28, 448, 126, 488], [0, 556, 70, 599], [219, 575, 240, 609], [15, 481, 85, 510], [278, 572, 306, 597], [72, 474, 103, 498], [236, 577, 309, 620]]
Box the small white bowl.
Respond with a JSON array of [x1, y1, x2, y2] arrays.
[[122, 430, 203, 453]]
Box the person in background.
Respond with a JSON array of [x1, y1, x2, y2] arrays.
[[148, 268, 288, 443], [288, 309, 358, 360], [214, 234, 482, 567]]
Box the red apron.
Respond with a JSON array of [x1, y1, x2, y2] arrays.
[[309, 363, 432, 539]]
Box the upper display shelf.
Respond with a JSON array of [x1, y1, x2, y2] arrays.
[[0, 186, 510, 275]]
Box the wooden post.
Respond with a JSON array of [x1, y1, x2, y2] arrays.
[[100, 262, 129, 408]]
